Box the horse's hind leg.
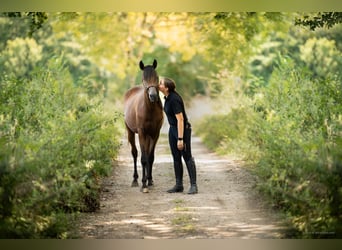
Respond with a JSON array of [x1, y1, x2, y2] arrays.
[[127, 127, 138, 187]]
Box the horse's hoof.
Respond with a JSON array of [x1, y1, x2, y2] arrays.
[[148, 180, 154, 186], [142, 187, 149, 193], [131, 181, 139, 187]]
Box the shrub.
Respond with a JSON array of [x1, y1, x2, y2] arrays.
[[196, 107, 260, 161], [0, 57, 121, 238], [250, 57, 342, 237], [196, 56, 342, 237]]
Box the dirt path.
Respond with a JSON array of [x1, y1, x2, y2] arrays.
[[75, 127, 289, 239]]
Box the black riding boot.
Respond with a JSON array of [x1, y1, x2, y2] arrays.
[[186, 157, 198, 194], [167, 162, 184, 193]]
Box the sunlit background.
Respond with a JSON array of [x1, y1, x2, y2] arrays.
[[0, 12, 341, 239]]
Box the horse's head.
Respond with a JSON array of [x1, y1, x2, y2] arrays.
[[140, 59, 159, 103]]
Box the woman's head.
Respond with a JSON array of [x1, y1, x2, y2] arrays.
[[159, 77, 176, 95]]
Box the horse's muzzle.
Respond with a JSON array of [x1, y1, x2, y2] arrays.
[[147, 86, 158, 103], [149, 93, 158, 103]]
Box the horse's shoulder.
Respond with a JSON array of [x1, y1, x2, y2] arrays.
[[124, 86, 143, 100]]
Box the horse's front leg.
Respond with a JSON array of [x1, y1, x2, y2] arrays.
[[140, 152, 149, 193], [147, 136, 159, 186], [139, 134, 154, 193], [147, 149, 155, 186]]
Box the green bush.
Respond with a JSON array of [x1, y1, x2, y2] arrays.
[[250, 58, 342, 237], [0, 57, 121, 238], [0, 37, 42, 78], [196, 107, 260, 161], [196, 56, 342, 237]]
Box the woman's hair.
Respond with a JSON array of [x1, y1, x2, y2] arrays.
[[161, 77, 176, 92]]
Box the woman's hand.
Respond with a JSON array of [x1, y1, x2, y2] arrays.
[[177, 140, 184, 150]]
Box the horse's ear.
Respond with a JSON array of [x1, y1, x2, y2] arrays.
[[139, 60, 144, 70], [152, 59, 157, 69]]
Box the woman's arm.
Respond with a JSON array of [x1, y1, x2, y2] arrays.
[[175, 112, 184, 150]]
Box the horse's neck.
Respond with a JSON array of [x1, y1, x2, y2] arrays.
[[144, 101, 162, 120], [146, 100, 162, 112]]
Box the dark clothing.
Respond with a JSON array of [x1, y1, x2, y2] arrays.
[[168, 122, 192, 163], [164, 91, 188, 127], [163, 89, 198, 194], [164, 91, 192, 162]]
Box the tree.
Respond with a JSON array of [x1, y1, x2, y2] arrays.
[[295, 12, 342, 30], [0, 12, 48, 36], [0, 37, 42, 77]]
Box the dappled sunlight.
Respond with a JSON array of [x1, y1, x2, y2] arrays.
[[77, 131, 288, 239], [79, 210, 175, 238], [187, 206, 221, 211], [2, 12, 339, 238]]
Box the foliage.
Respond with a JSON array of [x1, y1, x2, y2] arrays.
[[2, 12, 49, 37], [198, 55, 342, 237], [195, 13, 341, 237], [0, 37, 43, 78], [246, 26, 300, 94], [295, 12, 342, 30], [246, 22, 342, 95], [196, 107, 260, 162], [299, 37, 342, 80], [0, 58, 121, 238], [143, 46, 207, 99], [250, 58, 342, 237], [0, 12, 47, 38], [1, 11, 342, 238]]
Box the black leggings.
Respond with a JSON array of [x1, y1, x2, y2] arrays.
[[168, 122, 192, 164]]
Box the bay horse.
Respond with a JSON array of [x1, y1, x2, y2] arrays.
[[124, 59, 163, 193]]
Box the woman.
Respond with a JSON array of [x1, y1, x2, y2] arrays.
[[159, 77, 198, 194]]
